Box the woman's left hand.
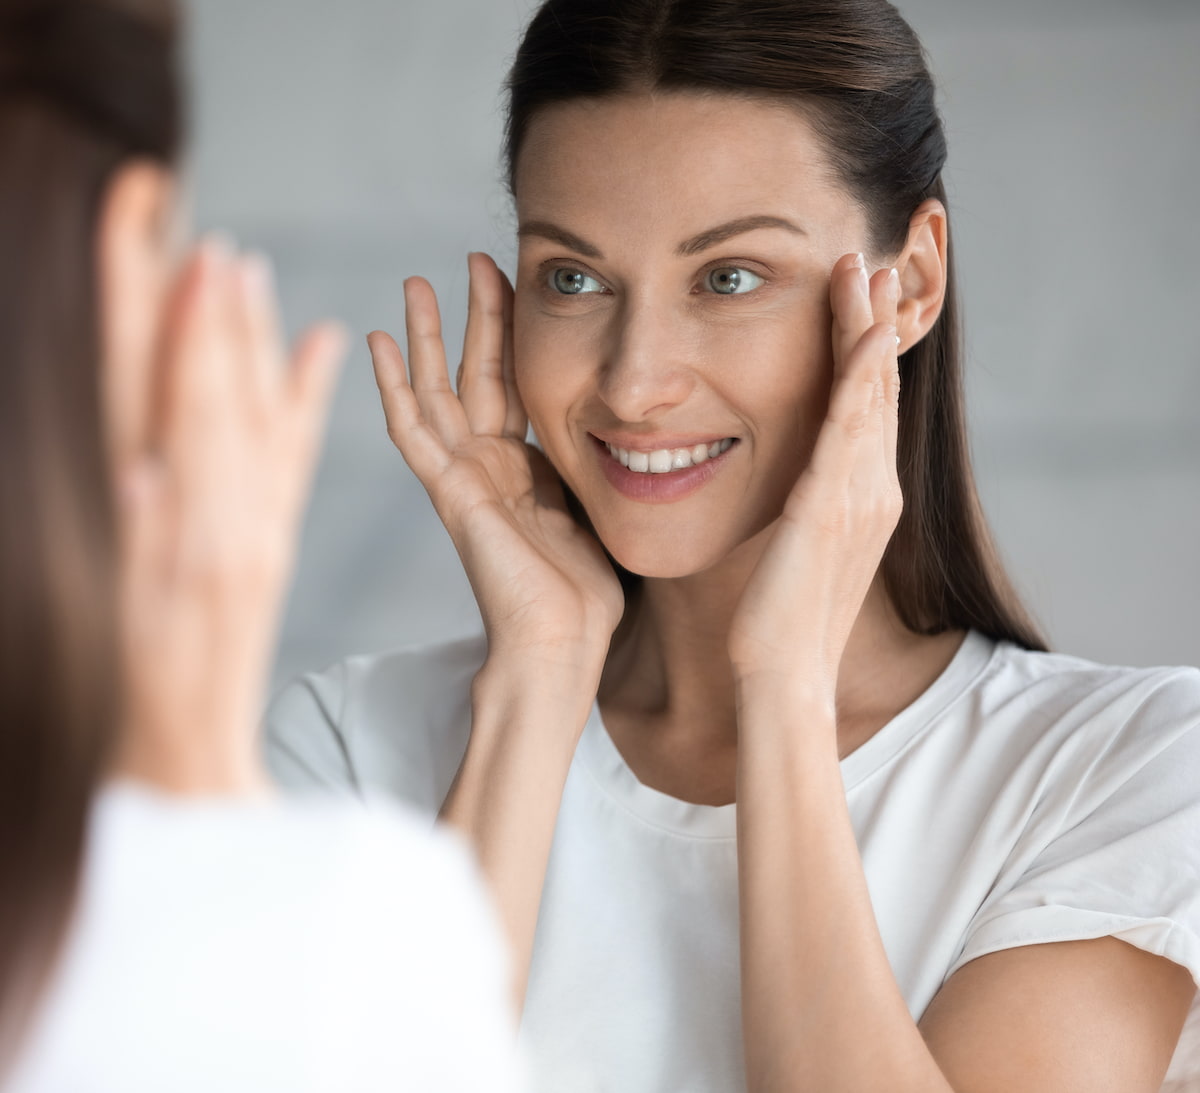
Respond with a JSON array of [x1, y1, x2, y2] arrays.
[[115, 238, 346, 793], [728, 253, 903, 702]]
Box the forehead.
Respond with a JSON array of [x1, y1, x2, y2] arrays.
[[514, 91, 861, 250]]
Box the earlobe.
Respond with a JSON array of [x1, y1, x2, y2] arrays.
[[892, 199, 948, 354], [97, 160, 177, 472]]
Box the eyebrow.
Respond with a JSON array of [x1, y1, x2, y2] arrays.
[[518, 221, 603, 258], [677, 215, 807, 256], [517, 214, 807, 261]]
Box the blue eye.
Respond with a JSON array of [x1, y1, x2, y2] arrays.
[[706, 267, 763, 295], [550, 268, 604, 295]]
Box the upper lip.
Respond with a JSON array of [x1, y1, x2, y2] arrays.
[[588, 430, 737, 452]]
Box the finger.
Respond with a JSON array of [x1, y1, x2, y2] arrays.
[[497, 267, 528, 440], [235, 251, 286, 410], [282, 321, 348, 509], [404, 276, 470, 447], [829, 252, 874, 380], [806, 319, 897, 486], [458, 253, 510, 437], [116, 456, 171, 593], [367, 329, 455, 483], [161, 237, 235, 479], [870, 268, 902, 472], [114, 457, 174, 687]]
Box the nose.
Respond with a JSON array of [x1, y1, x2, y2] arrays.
[[597, 297, 694, 423]]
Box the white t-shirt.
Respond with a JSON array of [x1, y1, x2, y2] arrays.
[[265, 631, 1200, 1093], [7, 782, 522, 1093]]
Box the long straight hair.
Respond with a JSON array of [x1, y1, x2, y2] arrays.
[[504, 0, 1046, 652], [0, 0, 180, 1064]]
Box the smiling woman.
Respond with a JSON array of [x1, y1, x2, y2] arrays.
[[266, 1, 1200, 1091]]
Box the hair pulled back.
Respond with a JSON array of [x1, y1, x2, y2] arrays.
[[505, 0, 1045, 652], [0, 0, 181, 1064]]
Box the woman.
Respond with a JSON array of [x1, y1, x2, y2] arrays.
[[0, 1, 518, 1088], [268, 0, 1200, 1089]]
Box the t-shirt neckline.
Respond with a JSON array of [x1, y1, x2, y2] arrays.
[[578, 630, 999, 840]]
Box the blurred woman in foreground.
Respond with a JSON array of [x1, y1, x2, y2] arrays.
[[0, 1, 519, 1088]]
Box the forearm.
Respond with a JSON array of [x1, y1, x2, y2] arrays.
[[735, 682, 954, 1093], [439, 654, 599, 1008]]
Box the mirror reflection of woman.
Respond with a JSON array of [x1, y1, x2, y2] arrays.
[[0, 2, 519, 1088], [269, 1, 1200, 1089]]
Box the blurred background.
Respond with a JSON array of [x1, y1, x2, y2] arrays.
[[182, 0, 1199, 694]]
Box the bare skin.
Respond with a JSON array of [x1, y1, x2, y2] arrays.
[[369, 92, 1195, 1091], [99, 162, 346, 794]]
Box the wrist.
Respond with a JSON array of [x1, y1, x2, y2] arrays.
[[734, 671, 837, 738], [470, 652, 597, 748]]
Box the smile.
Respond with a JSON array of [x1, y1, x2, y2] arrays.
[[590, 434, 739, 504], [602, 438, 735, 474]]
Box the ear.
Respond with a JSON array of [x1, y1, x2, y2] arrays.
[[890, 198, 948, 355], [96, 159, 178, 472]]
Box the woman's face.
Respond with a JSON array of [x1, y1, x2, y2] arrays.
[[513, 92, 874, 578]]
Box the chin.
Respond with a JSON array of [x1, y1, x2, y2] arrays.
[[600, 530, 733, 581], [596, 505, 783, 583]]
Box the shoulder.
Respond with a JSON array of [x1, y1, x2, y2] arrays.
[[974, 642, 1200, 781], [939, 649, 1200, 1009], [264, 633, 487, 810], [17, 785, 518, 1092]]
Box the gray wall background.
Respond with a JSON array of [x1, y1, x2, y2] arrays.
[[183, 0, 1199, 694]]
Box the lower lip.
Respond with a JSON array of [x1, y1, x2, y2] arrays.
[[592, 437, 736, 503]]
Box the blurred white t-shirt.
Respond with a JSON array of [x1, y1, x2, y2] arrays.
[[8, 783, 521, 1093], [265, 631, 1200, 1093]]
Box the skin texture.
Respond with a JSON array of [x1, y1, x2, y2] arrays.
[[369, 91, 1196, 1088], [98, 161, 346, 794]]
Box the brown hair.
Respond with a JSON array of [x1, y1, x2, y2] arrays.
[[504, 0, 1046, 651], [0, 0, 180, 1064]]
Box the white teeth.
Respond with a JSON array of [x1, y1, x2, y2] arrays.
[[604, 439, 734, 475], [649, 449, 673, 474]]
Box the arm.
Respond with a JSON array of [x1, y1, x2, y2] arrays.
[[736, 682, 1195, 1092], [730, 254, 1195, 1090], [368, 253, 621, 1005], [440, 658, 599, 1006]]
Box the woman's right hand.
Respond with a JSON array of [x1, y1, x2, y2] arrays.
[[368, 253, 623, 672], [371, 255, 619, 1004]]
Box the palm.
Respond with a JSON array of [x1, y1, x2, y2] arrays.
[[369, 255, 622, 654]]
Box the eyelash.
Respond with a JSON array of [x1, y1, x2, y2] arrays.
[[537, 259, 771, 298]]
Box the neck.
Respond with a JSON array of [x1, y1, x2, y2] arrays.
[[598, 525, 965, 793]]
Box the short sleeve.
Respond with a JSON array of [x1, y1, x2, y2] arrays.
[[949, 668, 1200, 1083], [262, 637, 483, 811], [263, 663, 361, 796]]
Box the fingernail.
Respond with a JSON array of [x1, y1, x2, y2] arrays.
[[240, 251, 273, 300], [851, 253, 866, 270], [888, 267, 901, 296]]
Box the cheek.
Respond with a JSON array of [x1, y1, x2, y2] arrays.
[[708, 297, 834, 438], [512, 304, 590, 447]]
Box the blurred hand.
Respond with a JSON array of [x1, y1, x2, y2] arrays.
[[114, 236, 346, 793]]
